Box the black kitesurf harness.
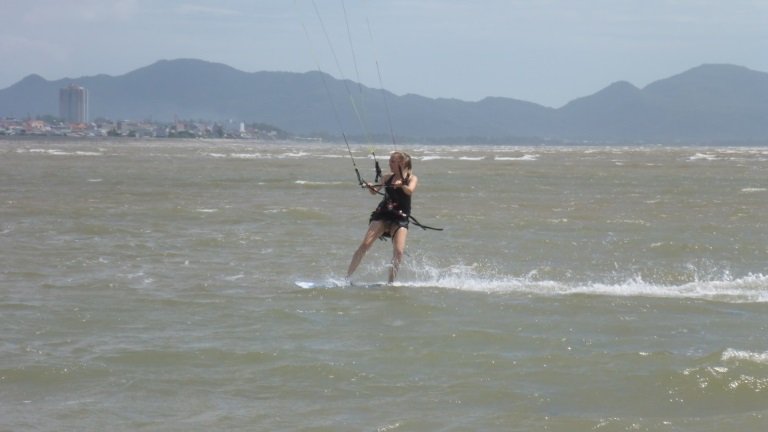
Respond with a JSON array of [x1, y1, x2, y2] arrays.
[[357, 153, 443, 234]]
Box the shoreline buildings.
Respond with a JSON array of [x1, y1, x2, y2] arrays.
[[59, 84, 89, 124]]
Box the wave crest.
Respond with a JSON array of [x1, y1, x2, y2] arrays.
[[403, 261, 768, 303]]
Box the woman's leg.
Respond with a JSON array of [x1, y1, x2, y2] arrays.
[[347, 221, 388, 279], [388, 227, 408, 283]]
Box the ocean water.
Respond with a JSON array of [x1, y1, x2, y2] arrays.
[[1, 139, 767, 431]]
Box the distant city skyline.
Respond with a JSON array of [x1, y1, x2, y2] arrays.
[[2, 1, 768, 107]]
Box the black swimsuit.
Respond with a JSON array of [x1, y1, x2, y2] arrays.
[[369, 175, 411, 237]]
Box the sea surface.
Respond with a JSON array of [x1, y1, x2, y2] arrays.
[[1, 139, 767, 431]]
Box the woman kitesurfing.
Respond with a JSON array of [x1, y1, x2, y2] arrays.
[[298, 0, 441, 284], [346, 151, 417, 283]]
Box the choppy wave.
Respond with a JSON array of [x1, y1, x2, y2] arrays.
[[207, 152, 317, 159], [295, 180, 345, 186], [672, 348, 768, 399], [419, 155, 454, 161], [721, 348, 768, 365], [494, 154, 539, 161], [208, 152, 263, 159], [19, 148, 104, 156], [315, 262, 768, 303], [688, 153, 720, 161], [403, 265, 768, 302], [14, 143, 768, 165]]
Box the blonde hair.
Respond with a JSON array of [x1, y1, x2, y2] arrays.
[[391, 151, 412, 175]]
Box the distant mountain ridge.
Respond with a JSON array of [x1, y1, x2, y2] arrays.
[[2, 59, 768, 143]]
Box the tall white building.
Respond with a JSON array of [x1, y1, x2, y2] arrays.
[[59, 84, 89, 124]]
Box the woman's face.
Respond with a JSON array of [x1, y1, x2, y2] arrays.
[[389, 155, 401, 171]]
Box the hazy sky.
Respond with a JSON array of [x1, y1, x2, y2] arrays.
[[2, 0, 767, 107]]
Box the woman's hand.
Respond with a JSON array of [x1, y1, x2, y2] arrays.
[[363, 181, 378, 195]]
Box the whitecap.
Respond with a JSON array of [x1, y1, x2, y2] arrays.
[[689, 153, 719, 161], [295, 180, 344, 185], [229, 153, 263, 159], [401, 261, 768, 303], [721, 348, 768, 365], [495, 154, 539, 161], [419, 156, 454, 161], [23, 148, 102, 156], [280, 151, 310, 158]]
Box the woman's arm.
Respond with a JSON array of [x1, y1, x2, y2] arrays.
[[397, 174, 418, 195]]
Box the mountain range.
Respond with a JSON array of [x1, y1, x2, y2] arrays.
[[2, 58, 768, 143]]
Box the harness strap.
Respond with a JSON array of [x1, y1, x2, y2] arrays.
[[408, 215, 444, 231]]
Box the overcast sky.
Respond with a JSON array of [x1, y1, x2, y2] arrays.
[[2, 0, 767, 107]]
